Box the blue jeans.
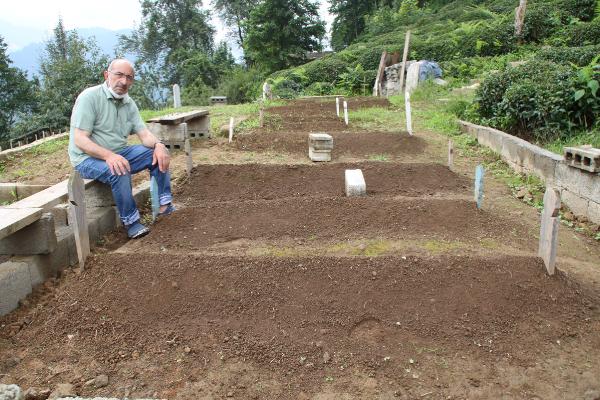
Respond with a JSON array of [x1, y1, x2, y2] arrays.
[[75, 145, 172, 225]]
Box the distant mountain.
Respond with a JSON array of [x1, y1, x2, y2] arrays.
[[8, 27, 133, 77]]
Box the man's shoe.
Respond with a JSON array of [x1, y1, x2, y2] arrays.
[[127, 221, 150, 239], [158, 203, 176, 217]]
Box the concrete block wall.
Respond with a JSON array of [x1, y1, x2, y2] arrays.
[[0, 181, 150, 316], [459, 121, 600, 224]]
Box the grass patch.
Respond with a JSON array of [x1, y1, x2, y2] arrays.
[[349, 106, 404, 130], [27, 136, 69, 156], [423, 240, 464, 253], [351, 240, 391, 256], [368, 154, 389, 161], [544, 128, 600, 155]]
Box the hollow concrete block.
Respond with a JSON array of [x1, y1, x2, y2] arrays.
[[588, 201, 600, 224], [0, 261, 32, 316], [561, 189, 589, 217], [0, 213, 57, 255], [85, 182, 114, 208], [88, 207, 119, 244]]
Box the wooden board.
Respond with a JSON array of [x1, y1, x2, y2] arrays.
[[68, 171, 90, 271], [0, 207, 43, 240], [147, 109, 209, 125], [4, 178, 94, 210], [185, 139, 193, 178], [538, 188, 560, 275]]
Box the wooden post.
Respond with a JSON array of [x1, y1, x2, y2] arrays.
[[343, 101, 349, 125], [336, 97, 340, 117], [448, 139, 454, 169], [184, 139, 193, 179], [150, 176, 160, 222], [259, 108, 264, 128], [399, 30, 411, 92], [10, 140, 13, 149], [373, 51, 388, 96], [405, 92, 413, 135], [68, 170, 90, 271], [538, 188, 561, 275], [228, 117, 234, 143], [474, 165, 484, 209]]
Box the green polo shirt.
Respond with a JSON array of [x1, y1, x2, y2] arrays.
[[68, 83, 147, 167]]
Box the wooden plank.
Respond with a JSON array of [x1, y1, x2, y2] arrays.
[[0, 207, 43, 240], [398, 31, 411, 92], [405, 92, 413, 135], [373, 51, 388, 96], [150, 176, 160, 222], [538, 188, 560, 275], [474, 165, 484, 209], [68, 170, 90, 271], [146, 109, 209, 124], [184, 139, 193, 178], [448, 139, 454, 170], [4, 179, 95, 211]]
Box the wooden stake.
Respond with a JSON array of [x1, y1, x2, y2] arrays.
[[405, 92, 413, 135], [474, 165, 484, 209], [398, 30, 411, 92], [150, 176, 160, 222], [259, 108, 264, 128], [228, 117, 234, 143], [68, 170, 90, 271], [538, 188, 560, 275], [448, 139, 454, 169], [184, 139, 193, 179], [373, 51, 388, 96], [343, 101, 349, 125]]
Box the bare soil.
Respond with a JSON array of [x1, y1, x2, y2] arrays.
[[2, 97, 600, 399]]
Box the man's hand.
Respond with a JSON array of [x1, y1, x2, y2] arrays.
[[105, 153, 131, 176], [152, 143, 170, 173]]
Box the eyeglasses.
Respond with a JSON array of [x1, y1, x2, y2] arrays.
[[109, 71, 135, 82]]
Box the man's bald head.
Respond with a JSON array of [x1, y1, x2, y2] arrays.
[[104, 58, 135, 97]]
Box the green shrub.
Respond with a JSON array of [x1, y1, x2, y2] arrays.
[[305, 82, 335, 95], [558, 0, 597, 21], [304, 57, 349, 84], [563, 19, 600, 45], [473, 60, 598, 142], [215, 67, 265, 104], [534, 44, 600, 66]]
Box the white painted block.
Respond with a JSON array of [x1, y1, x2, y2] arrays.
[[173, 84, 181, 108], [336, 97, 340, 117], [345, 169, 366, 197], [228, 117, 234, 143], [343, 101, 349, 125], [405, 91, 413, 136]]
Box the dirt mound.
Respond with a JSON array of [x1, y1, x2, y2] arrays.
[[177, 162, 470, 203], [235, 130, 426, 157], [127, 198, 535, 252], [2, 254, 598, 398]]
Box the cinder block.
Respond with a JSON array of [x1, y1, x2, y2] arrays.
[[56, 225, 77, 269], [500, 136, 528, 171], [588, 201, 600, 225], [85, 182, 114, 208], [524, 147, 561, 184], [564, 146, 600, 173], [188, 116, 211, 139], [49, 204, 70, 227], [0, 183, 18, 203], [561, 189, 589, 217], [0, 213, 57, 255], [88, 207, 119, 244], [0, 261, 32, 316], [345, 169, 366, 197], [309, 149, 331, 162], [16, 184, 51, 200], [556, 163, 600, 200]]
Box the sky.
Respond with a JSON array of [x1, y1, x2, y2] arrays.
[[0, 0, 333, 52]]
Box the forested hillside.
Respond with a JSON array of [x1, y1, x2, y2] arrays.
[[272, 0, 599, 144], [0, 0, 598, 148]]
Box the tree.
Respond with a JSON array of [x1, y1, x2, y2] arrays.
[[35, 18, 109, 130], [243, 0, 326, 72], [212, 0, 258, 49], [120, 0, 215, 85], [0, 36, 37, 143]]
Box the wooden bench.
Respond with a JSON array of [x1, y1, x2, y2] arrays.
[[146, 109, 210, 150]]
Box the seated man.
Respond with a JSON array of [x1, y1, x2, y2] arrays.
[[68, 58, 173, 239]]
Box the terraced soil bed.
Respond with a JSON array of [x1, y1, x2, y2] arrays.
[[1, 254, 598, 399], [177, 162, 470, 203]]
